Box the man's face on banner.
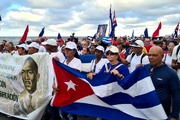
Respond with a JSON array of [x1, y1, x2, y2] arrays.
[[21, 60, 39, 94]]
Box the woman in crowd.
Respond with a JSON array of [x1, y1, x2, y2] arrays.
[[163, 40, 177, 68], [52, 41, 81, 120], [87, 45, 129, 80], [16, 43, 28, 55]]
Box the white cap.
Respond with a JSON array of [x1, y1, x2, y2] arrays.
[[27, 42, 40, 49], [130, 40, 144, 48], [42, 38, 57, 46], [95, 45, 104, 53], [17, 44, 28, 51], [107, 45, 119, 53], [65, 41, 77, 50]]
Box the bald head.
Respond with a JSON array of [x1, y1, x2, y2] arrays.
[[148, 46, 164, 67], [149, 46, 164, 57]]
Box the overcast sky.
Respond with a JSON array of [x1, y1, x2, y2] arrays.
[[0, 0, 180, 37]]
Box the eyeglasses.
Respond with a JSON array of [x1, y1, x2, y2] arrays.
[[106, 52, 117, 56]]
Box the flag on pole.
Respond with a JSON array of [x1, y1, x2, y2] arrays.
[[19, 25, 29, 43], [144, 28, 149, 38], [152, 22, 162, 38], [131, 29, 134, 40], [108, 4, 113, 36], [51, 59, 167, 120], [109, 10, 117, 37], [173, 23, 179, 39], [39, 27, 45, 37]]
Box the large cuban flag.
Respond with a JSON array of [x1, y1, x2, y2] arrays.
[[51, 59, 167, 120]]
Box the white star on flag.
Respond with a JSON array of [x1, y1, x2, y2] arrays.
[[64, 80, 77, 91]]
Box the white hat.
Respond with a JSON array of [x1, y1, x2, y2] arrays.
[[65, 41, 77, 50], [27, 42, 40, 49], [17, 44, 28, 51], [107, 45, 119, 53], [42, 38, 57, 46], [95, 45, 104, 53], [130, 40, 144, 48]]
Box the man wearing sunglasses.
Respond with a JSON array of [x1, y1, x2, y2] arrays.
[[120, 40, 149, 73]]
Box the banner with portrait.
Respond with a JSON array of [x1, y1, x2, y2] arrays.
[[95, 24, 108, 41], [0, 53, 53, 120]]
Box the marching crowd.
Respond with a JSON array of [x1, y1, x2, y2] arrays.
[[0, 35, 180, 120]]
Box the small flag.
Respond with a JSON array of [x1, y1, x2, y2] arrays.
[[144, 28, 149, 38], [19, 25, 29, 43], [152, 22, 162, 38], [57, 33, 64, 42], [39, 27, 45, 37]]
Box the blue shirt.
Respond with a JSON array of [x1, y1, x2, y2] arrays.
[[145, 63, 180, 119]]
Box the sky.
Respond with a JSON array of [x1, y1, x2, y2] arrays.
[[0, 0, 180, 37]]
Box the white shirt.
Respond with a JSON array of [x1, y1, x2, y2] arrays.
[[162, 54, 172, 68], [126, 53, 149, 73], [63, 57, 82, 71], [172, 43, 180, 79], [90, 58, 109, 73]]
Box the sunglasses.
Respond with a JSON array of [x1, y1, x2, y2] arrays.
[[106, 52, 117, 56]]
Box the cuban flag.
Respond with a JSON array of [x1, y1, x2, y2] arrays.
[[173, 23, 179, 39], [109, 10, 117, 38], [51, 59, 167, 120], [39, 27, 45, 37]]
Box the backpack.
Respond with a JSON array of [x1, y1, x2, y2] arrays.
[[130, 53, 147, 64]]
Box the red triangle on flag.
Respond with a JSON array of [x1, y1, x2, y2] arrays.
[[52, 59, 94, 107]]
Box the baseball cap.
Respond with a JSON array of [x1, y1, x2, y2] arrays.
[[27, 42, 40, 49], [106, 45, 119, 53], [130, 40, 144, 48], [42, 38, 57, 46], [17, 44, 28, 51], [95, 45, 104, 53], [65, 41, 77, 50]]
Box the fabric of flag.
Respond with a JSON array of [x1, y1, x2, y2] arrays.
[[51, 59, 167, 120], [87, 34, 96, 40], [152, 22, 162, 38], [0, 15, 2, 21], [144, 28, 149, 38], [19, 25, 29, 42], [102, 37, 112, 44], [173, 23, 179, 38], [131, 29, 134, 40], [39, 27, 45, 37], [57, 32, 64, 42]]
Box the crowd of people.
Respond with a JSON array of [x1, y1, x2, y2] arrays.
[[0, 34, 180, 120]]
